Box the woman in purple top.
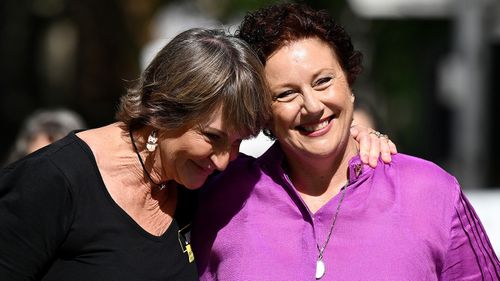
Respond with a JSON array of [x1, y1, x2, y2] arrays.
[[192, 3, 500, 280]]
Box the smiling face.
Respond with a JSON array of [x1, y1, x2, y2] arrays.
[[159, 107, 244, 189], [265, 38, 355, 162]]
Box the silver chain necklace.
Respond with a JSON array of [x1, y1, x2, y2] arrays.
[[315, 183, 348, 280]]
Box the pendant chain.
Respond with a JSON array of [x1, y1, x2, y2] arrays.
[[316, 182, 348, 261]]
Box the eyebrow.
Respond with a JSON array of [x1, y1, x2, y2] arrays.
[[271, 68, 336, 90], [313, 68, 336, 77], [203, 127, 228, 138]]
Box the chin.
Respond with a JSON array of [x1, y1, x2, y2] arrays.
[[298, 141, 345, 159], [304, 149, 336, 159], [181, 179, 206, 190]]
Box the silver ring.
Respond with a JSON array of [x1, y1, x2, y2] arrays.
[[369, 131, 389, 139], [369, 131, 382, 138]]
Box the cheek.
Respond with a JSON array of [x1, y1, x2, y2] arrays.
[[189, 142, 213, 158], [326, 87, 353, 112], [171, 139, 212, 163], [342, 91, 355, 113], [271, 112, 289, 136], [271, 103, 300, 131], [337, 98, 355, 128]]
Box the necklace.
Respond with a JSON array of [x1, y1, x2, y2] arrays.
[[129, 130, 167, 190], [315, 183, 347, 280]]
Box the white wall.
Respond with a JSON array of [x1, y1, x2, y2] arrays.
[[239, 131, 274, 158], [465, 190, 500, 255]]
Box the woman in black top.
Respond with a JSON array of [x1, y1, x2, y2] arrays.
[[0, 28, 271, 280], [0, 28, 394, 280]]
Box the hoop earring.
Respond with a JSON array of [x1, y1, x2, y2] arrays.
[[146, 130, 158, 152]]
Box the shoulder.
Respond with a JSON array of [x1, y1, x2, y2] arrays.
[[228, 152, 259, 171], [201, 143, 285, 197], [375, 153, 460, 209], [0, 135, 81, 229], [388, 153, 458, 188], [1, 132, 94, 195], [203, 152, 260, 188], [197, 152, 264, 217], [6, 132, 86, 165]]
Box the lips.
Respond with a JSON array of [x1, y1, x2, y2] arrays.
[[193, 160, 214, 174], [296, 115, 335, 136]]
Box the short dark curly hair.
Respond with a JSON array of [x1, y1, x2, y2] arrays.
[[237, 2, 363, 86]]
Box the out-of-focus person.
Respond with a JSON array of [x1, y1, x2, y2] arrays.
[[5, 108, 86, 165]]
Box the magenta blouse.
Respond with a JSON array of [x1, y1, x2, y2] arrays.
[[192, 143, 500, 280]]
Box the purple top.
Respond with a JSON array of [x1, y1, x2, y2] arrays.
[[192, 143, 500, 280]]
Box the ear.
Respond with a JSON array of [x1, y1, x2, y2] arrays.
[[261, 118, 277, 140], [350, 92, 355, 103], [262, 127, 276, 140]]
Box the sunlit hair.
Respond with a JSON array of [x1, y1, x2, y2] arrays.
[[237, 3, 363, 86], [116, 28, 272, 137]]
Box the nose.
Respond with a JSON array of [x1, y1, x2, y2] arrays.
[[210, 150, 231, 171], [301, 89, 323, 114], [209, 141, 240, 171], [230, 142, 240, 162]]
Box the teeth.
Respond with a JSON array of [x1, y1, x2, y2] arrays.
[[302, 119, 330, 132]]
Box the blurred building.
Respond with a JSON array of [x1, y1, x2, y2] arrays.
[[347, 0, 500, 189]]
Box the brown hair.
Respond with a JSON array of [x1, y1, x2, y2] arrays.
[[237, 3, 363, 85], [116, 28, 271, 137]]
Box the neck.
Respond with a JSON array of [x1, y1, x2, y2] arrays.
[[76, 123, 170, 194], [282, 137, 358, 211], [128, 125, 171, 190], [77, 123, 177, 234]]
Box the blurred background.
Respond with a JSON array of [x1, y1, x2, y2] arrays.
[[1, 0, 499, 248]]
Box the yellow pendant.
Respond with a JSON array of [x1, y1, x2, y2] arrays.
[[186, 244, 195, 263]]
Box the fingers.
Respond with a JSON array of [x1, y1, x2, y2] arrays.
[[357, 132, 370, 164], [349, 126, 360, 139], [388, 139, 398, 154], [350, 125, 398, 167], [351, 125, 369, 163], [368, 132, 381, 167], [380, 136, 393, 164], [352, 125, 377, 165]]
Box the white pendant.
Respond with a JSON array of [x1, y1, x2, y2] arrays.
[[315, 259, 326, 279], [146, 143, 157, 152], [146, 132, 158, 152]]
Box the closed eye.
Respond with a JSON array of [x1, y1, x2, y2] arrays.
[[204, 132, 221, 142], [273, 90, 299, 102], [313, 77, 333, 88]]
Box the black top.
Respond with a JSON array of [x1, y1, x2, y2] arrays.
[[0, 132, 198, 280]]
